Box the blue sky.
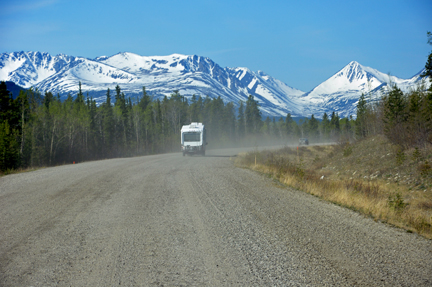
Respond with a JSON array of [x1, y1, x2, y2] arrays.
[[1, 0, 431, 91]]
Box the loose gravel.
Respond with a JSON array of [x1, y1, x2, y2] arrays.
[[0, 148, 431, 286]]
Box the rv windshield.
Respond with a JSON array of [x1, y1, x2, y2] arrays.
[[184, 132, 200, 142]]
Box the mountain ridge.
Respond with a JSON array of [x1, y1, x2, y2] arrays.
[[0, 51, 428, 118]]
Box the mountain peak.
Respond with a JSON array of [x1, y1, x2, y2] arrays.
[[348, 60, 360, 66], [0, 51, 427, 118], [335, 61, 369, 83]]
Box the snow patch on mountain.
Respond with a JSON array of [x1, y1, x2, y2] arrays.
[[0, 52, 428, 118], [301, 61, 429, 117], [0, 51, 77, 88]]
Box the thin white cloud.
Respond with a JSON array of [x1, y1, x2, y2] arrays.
[[0, 21, 61, 44], [2, 0, 59, 14]]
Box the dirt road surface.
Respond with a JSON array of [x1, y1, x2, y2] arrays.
[[1, 147, 431, 286]]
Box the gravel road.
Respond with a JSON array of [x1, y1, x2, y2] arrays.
[[1, 147, 431, 286]]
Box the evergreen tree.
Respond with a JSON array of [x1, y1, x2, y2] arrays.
[[222, 102, 236, 143], [421, 31, 432, 83], [209, 96, 224, 141], [245, 95, 261, 135], [0, 82, 21, 170], [345, 115, 353, 137], [102, 88, 114, 157], [330, 111, 340, 138], [355, 93, 368, 138], [272, 117, 278, 138], [277, 117, 284, 138], [44, 91, 54, 110], [408, 91, 425, 145], [139, 86, 151, 111], [308, 114, 319, 140], [383, 86, 406, 128], [154, 99, 163, 152], [263, 116, 271, 135], [88, 97, 100, 159], [299, 118, 308, 138], [0, 81, 11, 121], [188, 94, 200, 123], [113, 85, 129, 154], [285, 113, 293, 137], [0, 81, 19, 126], [0, 120, 20, 170], [16, 90, 31, 166], [321, 112, 330, 139], [75, 81, 84, 104], [340, 117, 352, 139], [237, 101, 245, 139], [142, 101, 154, 153]]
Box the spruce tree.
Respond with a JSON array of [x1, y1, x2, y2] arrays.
[[75, 81, 84, 104], [0, 82, 20, 170], [272, 117, 278, 138], [223, 102, 236, 142], [0, 120, 20, 170], [421, 31, 432, 83], [383, 86, 406, 127], [264, 116, 271, 135], [245, 95, 261, 135], [277, 117, 284, 138], [285, 113, 293, 137], [308, 114, 319, 140], [0, 81, 15, 124], [16, 90, 30, 165], [103, 88, 114, 157], [355, 93, 368, 138], [321, 112, 330, 139], [237, 101, 245, 139], [139, 86, 151, 111], [330, 111, 340, 138], [44, 91, 54, 110], [383, 85, 407, 146], [188, 94, 199, 123]]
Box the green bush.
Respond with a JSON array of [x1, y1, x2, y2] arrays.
[[343, 144, 353, 157], [419, 161, 431, 177], [396, 149, 406, 166], [388, 192, 408, 211]]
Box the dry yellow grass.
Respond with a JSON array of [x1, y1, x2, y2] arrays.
[[236, 136, 432, 239]]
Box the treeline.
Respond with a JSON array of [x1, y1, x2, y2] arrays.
[[355, 32, 432, 147], [5, 76, 430, 173], [355, 82, 432, 148], [0, 81, 350, 171]]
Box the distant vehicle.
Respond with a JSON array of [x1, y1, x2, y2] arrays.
[[299, 138, 309, 145], [181, 122, 207, 156]]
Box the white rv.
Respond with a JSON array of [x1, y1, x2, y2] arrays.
[[181, 122, 207, 156]]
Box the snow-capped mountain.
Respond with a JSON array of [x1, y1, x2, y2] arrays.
[[0, 51, 305, 117], [0, 51, 76, 88], [301, 61, 429, 117], [0, 51, 428, 118]]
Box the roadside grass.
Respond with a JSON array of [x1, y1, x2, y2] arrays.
[[0, 166, 43, 177], [235, 135, 432, 239]]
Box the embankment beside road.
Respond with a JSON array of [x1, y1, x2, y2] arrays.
[[235, 135, 432, 239]]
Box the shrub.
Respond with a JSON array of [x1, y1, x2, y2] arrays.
[[412, 147, 422, 162], [418, 161, 431, 177], [343, 144, 353, 157], [295, 157, 305, 180], [388, 192, 408, 211], [396, 149, 406, 166]]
